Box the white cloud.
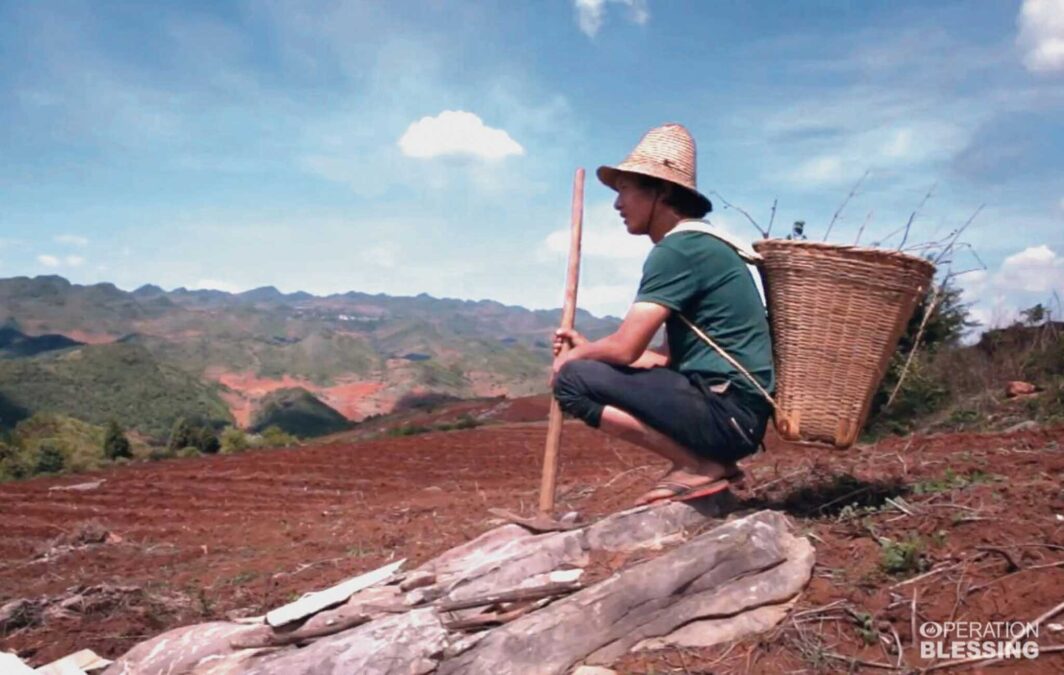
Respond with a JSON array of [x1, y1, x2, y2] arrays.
[[36, 253, 85, 268], [996, 244, 1064, 292], [787, 155, 845, 186], [53, 234, 89, 247], [397, 110, 523, 160], [574, 0, 649, 38], [881, 128, 914, 159], [544, 202, 653, 261], [1018, 0, 1064, 73], [578, 283, 636, 312], [361, 243, 397, 269], [190, 278, 242, 293], [959, 244, 1064, 334]]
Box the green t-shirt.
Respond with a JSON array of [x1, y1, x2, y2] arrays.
[[634, 227, 775, 410]]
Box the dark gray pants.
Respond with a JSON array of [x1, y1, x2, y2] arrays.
[[552, 360, 767, 464]]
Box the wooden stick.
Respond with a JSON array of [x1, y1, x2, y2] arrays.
[[437, 580, 582, 612], [539, 168, 584, 517], [231, 613, 371, 649], [442, 601, 538, 631]]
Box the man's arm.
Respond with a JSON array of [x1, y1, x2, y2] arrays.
[[629, 340, 669, 369], [556, 302, 670, 368]]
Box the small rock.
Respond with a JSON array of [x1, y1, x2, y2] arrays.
[[559, 511, 581, 526], [1006, 381, 1038, 398], [571, 667, 617, 675], [1005, 420, 1039, 433], [399, 572, 436, 592], [0, 652, 34, 675], [423, 486, 444, 493]]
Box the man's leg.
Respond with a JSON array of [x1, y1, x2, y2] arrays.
[[553, 360, 739, 503], [598, 406, 736, 504]]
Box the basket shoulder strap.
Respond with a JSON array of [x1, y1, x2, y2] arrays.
[[668, 220, 763, 264], [677, 314, 777, 412]]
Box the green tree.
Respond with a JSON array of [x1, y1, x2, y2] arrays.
[[35, 441, 65, 474], [193, 426, 221, 454], [220, 427, 249, 454], [1020, 303, 1047, 326], [260, 425, 296, 448], [167, 417, 192, 452], [866, 280, 973, 434], [102, 419, 132, 460]]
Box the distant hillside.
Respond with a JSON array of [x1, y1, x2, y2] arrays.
[[0, 275, 622, 427], [0, 341, 233, 439], [0, 326, 83, 358], [249, 387, 352, 438]]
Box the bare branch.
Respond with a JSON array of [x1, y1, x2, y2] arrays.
[[898, 183, 936, 251], [766, 198, 778, 239], [824, 169, 870, 242], [872, 224, 910, 248], [709, 191, 768, 238], [854, 210, 874, 246], [931, 204, 984, 267], [885, 277, 946, 409]]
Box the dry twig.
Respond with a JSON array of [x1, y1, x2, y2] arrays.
[[824, 169, 870, 242]]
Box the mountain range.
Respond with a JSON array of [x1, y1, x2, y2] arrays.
[[0, 275, 621, 439]]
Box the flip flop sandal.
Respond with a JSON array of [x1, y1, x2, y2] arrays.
[[723, 468, 747, 489], [642, 478, 731, 505]]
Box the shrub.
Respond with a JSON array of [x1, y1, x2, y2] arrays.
[[35, 441, 65, 474], [102, 420, 132, 460], [220, 427, 249, 454], [177, 446, 201, 458], [259, 425, 296, 448], [194, 426, 221, 454], [148, 446, 174, 461], [386, 424, 432, 437], [880, 536, 927, 576], [167, 417, 192, 452]]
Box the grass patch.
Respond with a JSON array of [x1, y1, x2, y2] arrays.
[[911, 468, 997, 495], [879, 536, 928, 576]]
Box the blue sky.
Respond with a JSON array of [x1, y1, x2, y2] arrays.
[[1, 0, 1062, 330]]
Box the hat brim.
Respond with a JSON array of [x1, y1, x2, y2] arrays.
[[596, 164, 712, 213]]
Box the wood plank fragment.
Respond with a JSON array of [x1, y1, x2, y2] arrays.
[[265, 559, 405, 627], [438, 580, 583, 612], [231, 613, 371, 649], [34, 647, 113, 674]]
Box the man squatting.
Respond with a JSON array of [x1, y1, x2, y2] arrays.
[[551, 123, 775, 506]]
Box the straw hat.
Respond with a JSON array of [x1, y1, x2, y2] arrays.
[[597, 123, 712, 213]]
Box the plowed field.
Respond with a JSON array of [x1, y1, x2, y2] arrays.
[[2, 399, 1063, 673]]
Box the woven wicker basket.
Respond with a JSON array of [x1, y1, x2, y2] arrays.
[[752, 240, 935, 448]]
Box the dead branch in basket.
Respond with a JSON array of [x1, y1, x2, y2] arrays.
[[897, 182, 936, 251], [823, 169, 870, 242], [437, 579, 583, 612], [929, 204, 985, 267], [854, 210, 874, 245], [709, 190, 769, 238]]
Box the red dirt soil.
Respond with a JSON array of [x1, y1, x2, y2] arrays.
[[2, 404, 1063, 672], [212, 371, 386, 425]]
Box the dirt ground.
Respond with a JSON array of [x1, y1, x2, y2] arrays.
[[2, 396, 1063, 673]]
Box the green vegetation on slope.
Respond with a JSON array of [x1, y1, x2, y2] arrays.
[[249, 387, 352, 438], [0, 413, 110, 480], [0, 342, 232, 440], [866, 288, 1064, 437]]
